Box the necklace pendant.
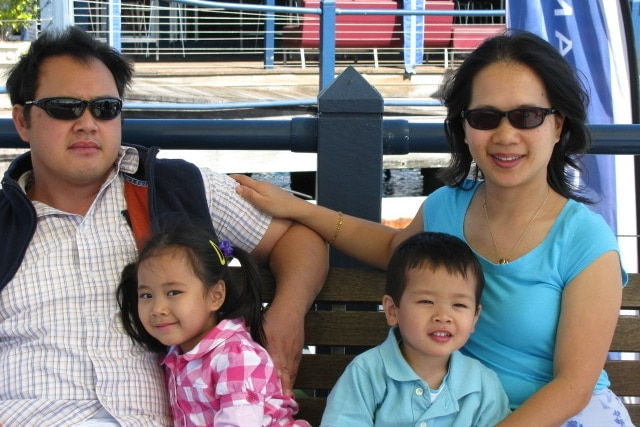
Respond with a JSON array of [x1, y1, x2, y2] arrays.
[[498, 258, 510, 265]]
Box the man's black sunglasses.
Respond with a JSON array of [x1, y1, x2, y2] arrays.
[[24, 97, 123, 121], [461, 107, 558, 130]]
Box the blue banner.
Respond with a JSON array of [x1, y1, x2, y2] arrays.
[[508, 0, 634, 234], [403, 0, 424, 74]]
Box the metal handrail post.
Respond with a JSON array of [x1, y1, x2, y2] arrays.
[[319, 0, 337, 89], [264, 0, 276, 69], [317, 66, 384, 267]]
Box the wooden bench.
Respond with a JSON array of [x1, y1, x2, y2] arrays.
[[246, 267, 640, 426]]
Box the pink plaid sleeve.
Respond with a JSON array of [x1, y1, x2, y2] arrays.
[[166, 320, 311, 427], [213, 338, 311, 427], [215, 404, 265, 426]]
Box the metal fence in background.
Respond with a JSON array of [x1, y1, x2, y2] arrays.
[[33, 0, 506, 70], [74, 0, 271, 60]]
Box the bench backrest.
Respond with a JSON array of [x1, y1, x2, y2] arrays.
[[608, 274, 640, 423], [424, 0, 455, 47], [285, 0, 454, 49], [247, 267, 640, 426], [451, 23, 506, 50], [292, 0, 403, 49]]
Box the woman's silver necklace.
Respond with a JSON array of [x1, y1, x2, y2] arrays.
[[482, 186, 550, 265]]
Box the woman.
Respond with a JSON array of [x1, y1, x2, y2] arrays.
[[234, 30, 634, 426]]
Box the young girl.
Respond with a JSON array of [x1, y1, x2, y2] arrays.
[[117, 224, 310, 427]]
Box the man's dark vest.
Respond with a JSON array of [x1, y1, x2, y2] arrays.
[[0, 144, 214, 292]]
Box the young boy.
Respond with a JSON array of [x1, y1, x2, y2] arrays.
[[320, 232, 510, 426]]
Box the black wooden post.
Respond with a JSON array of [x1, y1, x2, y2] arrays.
[[316, 66, 384, 267]]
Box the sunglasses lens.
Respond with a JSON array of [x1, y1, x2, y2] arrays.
[[45, 99, 86, 120], [91, 99, 122, 120], [508, 109, 544, 129], [466, 111, 500, 130], [33, 98, 122, 120], [464, 108, 553, 130]]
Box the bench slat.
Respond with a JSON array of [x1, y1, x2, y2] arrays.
[[605, 360, 640, 396], [294, 397, 326, 427], [296, 354, 355, 389], [628, 406, 640, 426], [305, 311, 387, 346], [314, 268, 387, 302], [610, 316, 640, 352], [256, 267, 387, 303], [623, 275, 640, 309]]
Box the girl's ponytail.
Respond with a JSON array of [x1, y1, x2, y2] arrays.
[[218, 245, 266, 347]]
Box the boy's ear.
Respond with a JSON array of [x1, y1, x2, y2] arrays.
[[208, 280, 226, 312], [473, 304, 482, 330], [382, 294, 399, 327]]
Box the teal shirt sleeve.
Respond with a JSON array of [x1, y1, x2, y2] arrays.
[[467, 358, 512, 426], [319, 345, 386, 427]]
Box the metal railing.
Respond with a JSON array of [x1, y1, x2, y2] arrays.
[[1, 68, 639, 269], [35, 1, 506, 73]]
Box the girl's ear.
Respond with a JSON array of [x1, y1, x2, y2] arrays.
[[208, 280, 226, 312], [382, 294, 399, 327]]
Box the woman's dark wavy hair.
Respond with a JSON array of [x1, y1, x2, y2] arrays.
[[117, 224, 266, 353], [438, 29, 592, 203], [5, 25, 133, 106]]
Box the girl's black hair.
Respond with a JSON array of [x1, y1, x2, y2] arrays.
[[438, 29, 592, 203], [117, 223, 266, 353]]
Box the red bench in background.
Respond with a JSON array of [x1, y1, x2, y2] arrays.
[[282, 0, 456, 68], [449, 23, 506, 62]]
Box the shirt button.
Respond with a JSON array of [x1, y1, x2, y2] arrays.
[[420, 422, 427, 427], [415, 387, 424, 396]]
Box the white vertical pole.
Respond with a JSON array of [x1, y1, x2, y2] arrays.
[[40, 0, 74, 31], [108, 0, 122, 51]]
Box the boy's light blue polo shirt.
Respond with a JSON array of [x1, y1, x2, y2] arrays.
[[320, 327, 510, 427]]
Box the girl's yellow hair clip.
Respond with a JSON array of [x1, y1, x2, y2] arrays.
[[209, 240, 233, 265]]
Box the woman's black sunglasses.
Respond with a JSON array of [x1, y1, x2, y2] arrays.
[[24, 97, 123, 121], [461, 107, 558, 130]]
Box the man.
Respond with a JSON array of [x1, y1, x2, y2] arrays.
[[0, 26, 327, 426]]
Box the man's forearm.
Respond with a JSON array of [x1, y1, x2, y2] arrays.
[[268, 222, 328, 313]]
